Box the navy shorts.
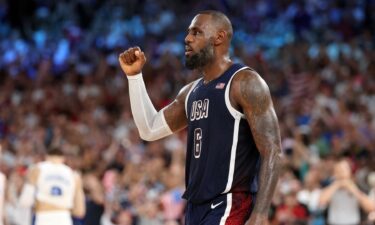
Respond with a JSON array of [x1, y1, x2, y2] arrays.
[[185, 192, 255, 225]]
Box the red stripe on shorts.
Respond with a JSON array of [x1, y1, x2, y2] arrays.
[[225, 192, 252, 225]]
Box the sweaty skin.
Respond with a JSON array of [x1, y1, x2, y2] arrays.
[[119, 12, 281, 225]]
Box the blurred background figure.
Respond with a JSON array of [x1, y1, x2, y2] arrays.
[[82, 171, 105, 225], [367, 171, 375, 223], [0, 0, 374, 224], [271, 168, 309, 225], [0, 145, 5, 225], [18, 147, 85, 225], [4, 166, 31, 225], [296, 168, 324, 225], [319, 159, 375, 225]]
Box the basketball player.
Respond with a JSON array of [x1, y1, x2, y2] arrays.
[[19, 147, 86, 225], [0, 145, 5, 225], [119, 10, 281, 225]]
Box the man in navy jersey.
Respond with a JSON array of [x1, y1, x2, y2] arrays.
[[119, 10, 281, 225]]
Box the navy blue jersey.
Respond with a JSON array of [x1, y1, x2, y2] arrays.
[[183, 63, 260, 204]]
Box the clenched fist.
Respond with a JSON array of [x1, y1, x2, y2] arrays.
[[118, 46, 147, 76]]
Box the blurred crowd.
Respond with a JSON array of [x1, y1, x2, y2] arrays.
[[0, 0, 375, 224]]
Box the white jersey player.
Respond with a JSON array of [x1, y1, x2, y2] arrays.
[[19, 147, 85, 225]]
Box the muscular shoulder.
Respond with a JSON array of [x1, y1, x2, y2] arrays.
[[230, 69, 272, 115]]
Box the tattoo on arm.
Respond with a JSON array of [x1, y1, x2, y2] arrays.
[[235, 71, 282, 216]]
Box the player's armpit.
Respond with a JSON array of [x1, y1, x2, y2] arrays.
[[163, 82, 194, 132], [231, 70, 282, 220]]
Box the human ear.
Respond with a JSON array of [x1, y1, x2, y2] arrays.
[[213, 30, 226, 46]]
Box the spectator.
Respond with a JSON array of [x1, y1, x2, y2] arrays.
[[273, 170, 309, 225], [83, 172, 105, 225], [367, 172, 375, 223], [0, 0, 374, 224], [297, 169, 324, 224], [274, 189, 309, 225], [319, 159, 375, 225]]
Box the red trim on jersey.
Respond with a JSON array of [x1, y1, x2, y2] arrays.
[[225, 192, 253, 225]]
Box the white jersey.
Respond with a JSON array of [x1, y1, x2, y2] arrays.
[[36, 162, 76, 209], [34, 211, 72, 225], [0, 172, 5, 225]]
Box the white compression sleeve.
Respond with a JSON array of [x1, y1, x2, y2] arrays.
[[127, 73, 173, 141]]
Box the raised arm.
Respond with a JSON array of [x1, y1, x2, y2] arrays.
[[231, 70, 282, 225], [318, 181, 342, 208], [341, 179, 375, 213], [119, 47, 189, 141]]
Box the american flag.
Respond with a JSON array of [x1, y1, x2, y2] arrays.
[[215, 82, 225, 89]]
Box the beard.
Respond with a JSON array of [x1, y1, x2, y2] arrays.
[[185, 44, 214, 70]]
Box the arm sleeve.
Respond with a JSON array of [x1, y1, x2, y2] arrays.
[[127, 73, 173, 141]]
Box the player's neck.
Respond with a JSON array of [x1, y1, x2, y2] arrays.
[[46, 155, 65, 164], [201, 56, 232, 84]]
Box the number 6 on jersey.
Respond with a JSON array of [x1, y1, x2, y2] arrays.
[[194, 128, 202, 158]]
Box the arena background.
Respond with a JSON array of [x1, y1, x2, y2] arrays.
[[0, 0, 375, 224]]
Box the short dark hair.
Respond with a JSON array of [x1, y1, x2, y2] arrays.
[[47, 146, 64, 156], [198, 10, 233, 40]]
